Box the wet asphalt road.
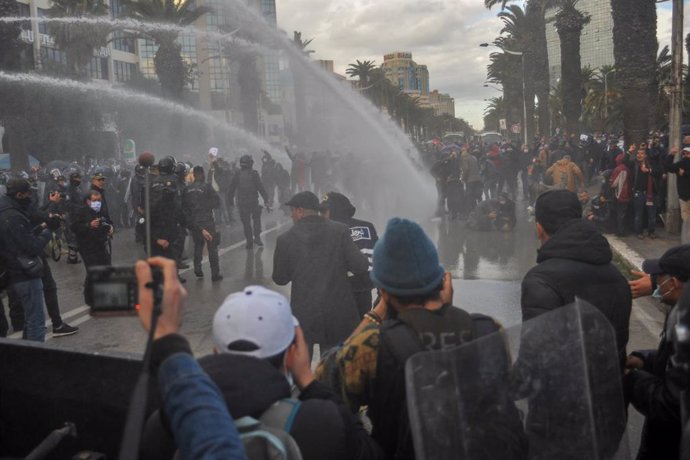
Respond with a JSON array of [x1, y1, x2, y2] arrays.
[[5, 199, 667, 456]]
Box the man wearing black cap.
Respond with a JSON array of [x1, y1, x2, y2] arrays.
[[522, 189, 632, 364], [273, 191, 369, 348], [625, 245, 690, 460], [320, 192, 378, 316], [0, 178, 60, 342]]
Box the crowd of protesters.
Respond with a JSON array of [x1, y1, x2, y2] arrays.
[[0, 136, 689, 460], [423, 130, 690, 244]]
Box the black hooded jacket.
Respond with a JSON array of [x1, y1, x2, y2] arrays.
[[521, 219, 631, 364], [141, 353, 383, 460], [0, 195, 52, 281]]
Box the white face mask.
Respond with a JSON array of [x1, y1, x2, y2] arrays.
[[90, 201, 102, 212]]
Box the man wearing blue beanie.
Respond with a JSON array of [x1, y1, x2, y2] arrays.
[[316, 218, 525, 460]]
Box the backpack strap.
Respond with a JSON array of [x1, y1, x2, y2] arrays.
[[259, 399, 302, 434]]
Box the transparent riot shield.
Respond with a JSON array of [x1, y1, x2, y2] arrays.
[[406, 299, 630, 460]]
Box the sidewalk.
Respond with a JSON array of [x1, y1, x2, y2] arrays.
[[606, 226, 681, 271]]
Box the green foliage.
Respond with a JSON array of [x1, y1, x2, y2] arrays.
[[123, 0, 211, 99], [47, 0, 111, 79]]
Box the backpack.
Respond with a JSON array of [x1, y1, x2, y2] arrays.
[[369, 307, 500, 459], [235, 398, 304, 460]]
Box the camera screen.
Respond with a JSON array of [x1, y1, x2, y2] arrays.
[[91, 283, 131, 310]]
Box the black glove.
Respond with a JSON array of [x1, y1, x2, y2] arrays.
[[47, 215, 62, 231]]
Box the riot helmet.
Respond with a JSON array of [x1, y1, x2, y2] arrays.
[[239, 154, 254, 169], [158, 155, 176, 174]]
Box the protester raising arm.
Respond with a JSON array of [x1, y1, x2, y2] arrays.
[[135, 257, 246, 460]]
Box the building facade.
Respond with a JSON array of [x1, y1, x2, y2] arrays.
[[429, 90, 455, 117], [382, 51, 430, 96], [545, 0, 615, 86]]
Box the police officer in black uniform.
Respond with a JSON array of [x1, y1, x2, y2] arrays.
[[149, 156, 182, 263], [65, 171, 84, 264], [227, 154, 270, 249], [171, 162, 190, 269], [182, 166, 222, 281]]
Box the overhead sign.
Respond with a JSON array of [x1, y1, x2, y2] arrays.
[[499, 119, 507, 130], [511, 123, 521, 134], [123, 139, 136, 161]]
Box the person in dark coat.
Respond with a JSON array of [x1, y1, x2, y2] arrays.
[[227, 154, 271, 249], [182, 166, 222, 281], [90, 172, 111, 224], [517, 190, 631, 459], [624, 245, 690, 460], [273, 191, 369, 348], [521, 190, 631, 363], [320, 191, 378, 316], [70, 189, 112, 269]]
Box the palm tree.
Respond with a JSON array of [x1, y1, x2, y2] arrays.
[[346, 60, 377, 87], [610, 0, 657, 147], [124, 0, 211, 100], [497, 5, 535, 139], [553, 0, 590, 135], [0, 0, 23, 72], [486, 0, 554, 136], [47, 0, 110, 79], [292, 31, 315, 56], [483, 96, 505, 132], [583, 65, 622, 132], [652, 45, 672, 129]]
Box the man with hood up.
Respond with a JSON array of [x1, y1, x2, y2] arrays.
[[320, 192, 378, 316], [518, 190, 631, 459], [521, 189, 631, 364], [273, 191, 369, 348]]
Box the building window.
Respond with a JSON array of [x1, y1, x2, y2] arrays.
[[37, 8, 48, 34], [114, 60, 136, 82], [88, 56, 108, 80], [113, 30, 136, 53]]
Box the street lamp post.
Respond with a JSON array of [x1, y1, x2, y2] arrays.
[[480, 43, 528, 146], [665, 0, 684, 234]]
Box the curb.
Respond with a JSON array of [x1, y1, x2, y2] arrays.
[[606, 235, 645, 272]]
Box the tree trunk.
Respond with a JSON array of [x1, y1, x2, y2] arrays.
[[556, 8, 587, 136], [611, 0, 657, 148], [237, 55, 259, 135], [3, 118, 30, 172], [528, 1, 551, 137]]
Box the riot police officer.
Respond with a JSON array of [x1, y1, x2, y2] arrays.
[[227, 154, 270, 249], [182, 166, 222, 281], [65, 171, 84, 264], [149, 156, 182, 263]]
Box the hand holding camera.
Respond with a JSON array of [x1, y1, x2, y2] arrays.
[[136, 257, 187, 339]]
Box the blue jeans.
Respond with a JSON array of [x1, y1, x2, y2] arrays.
[[159, 352, 245, 459], [633, 192, 657, 235], [13, 278, 46, 342]]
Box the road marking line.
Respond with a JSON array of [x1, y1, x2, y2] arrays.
[[26, 221, 290, 342], [631, 302, 663, 338]]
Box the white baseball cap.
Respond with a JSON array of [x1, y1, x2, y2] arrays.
[[213, 286, 298, 359], [209, 147, 219, 157]]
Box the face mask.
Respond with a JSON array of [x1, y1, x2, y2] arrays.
[[16, 196, 31, 207], [90, 201, 102, 212], [652, 278, 672, 301]]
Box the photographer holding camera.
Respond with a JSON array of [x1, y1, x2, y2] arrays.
[[71, 190, 113, 298], [133, 257, 246, 459], [0, 178, 61, 342]]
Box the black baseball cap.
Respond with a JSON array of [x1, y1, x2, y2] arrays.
[[5, 178, 31, 196], [284, 191, 320, 210], [642, 245, 690, 282]]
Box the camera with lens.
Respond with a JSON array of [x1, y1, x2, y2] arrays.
[[85, 265, 162, 316], [98, 217, 112, 231]]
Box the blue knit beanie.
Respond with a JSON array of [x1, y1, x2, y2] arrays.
[[370, 218, 445, 296]]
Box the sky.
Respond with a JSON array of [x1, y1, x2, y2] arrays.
[[275, 0, 683, 131]]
